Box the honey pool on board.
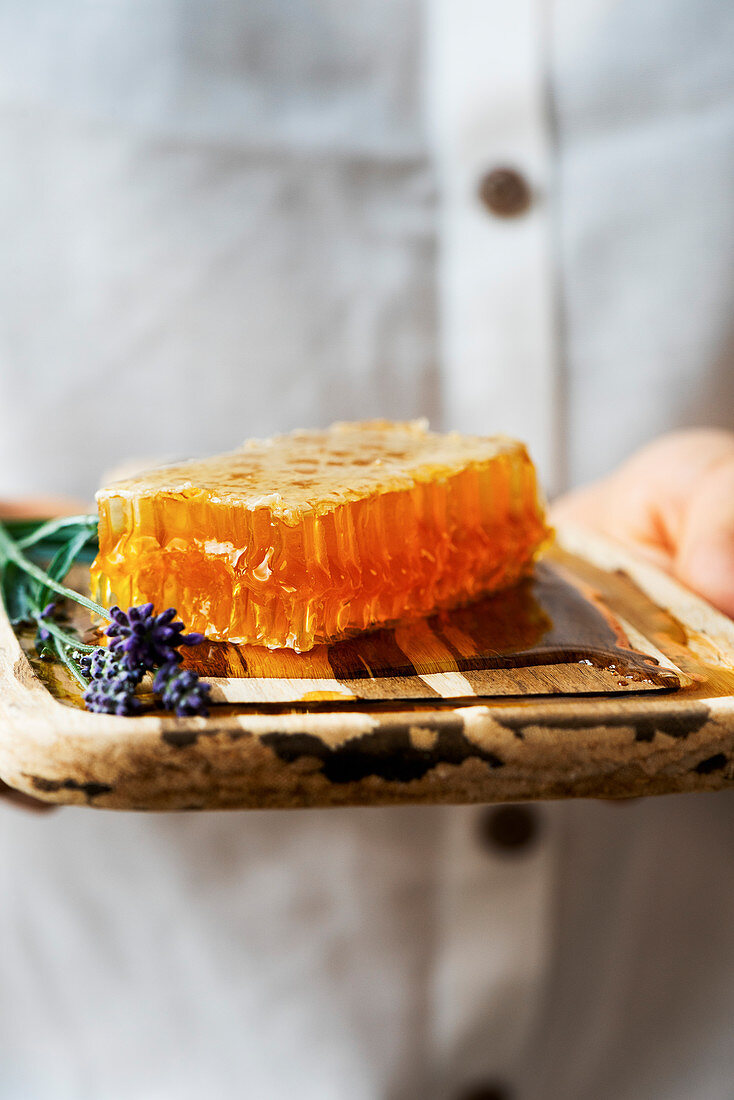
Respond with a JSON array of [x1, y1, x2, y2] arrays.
[[91, 420, 550, 652]]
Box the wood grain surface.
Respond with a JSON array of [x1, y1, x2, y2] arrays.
[[2, 524, 734, 811], [180, 559, 681, 702]]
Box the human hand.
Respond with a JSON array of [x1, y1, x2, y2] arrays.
[[552, 429, 734, 618], [0, 496, 87, 520]]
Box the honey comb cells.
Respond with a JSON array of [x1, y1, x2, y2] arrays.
[[91, 421, 551, 652]]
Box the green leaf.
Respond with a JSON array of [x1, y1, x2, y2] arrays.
[[0, 519, 108, 620], [36, 526, 95, 611], [34, 629, 54, 660], [17, 514, 97, 551], [2, 519, 43, 542], [0, 561, 38, 624]]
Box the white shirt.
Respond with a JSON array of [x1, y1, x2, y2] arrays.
[[1, 2, 734, 1098]]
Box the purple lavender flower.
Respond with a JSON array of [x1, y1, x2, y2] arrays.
[[80, 646, 143, 687], [37, 601, 57, 643], [77, 604, 208, 717], [153, 661, 211, 718], [106, 604, 204, 673], [83, 675, 142, 716], [80, 647, 113, 680]]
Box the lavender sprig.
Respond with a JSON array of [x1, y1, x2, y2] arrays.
[[154, 661, 211, 718], [106, 604, 204, 672], [80, 646, 144, 686], [84, 673, 143, 716], [0, 516, 211, 718], [81, 605, 210, 717]]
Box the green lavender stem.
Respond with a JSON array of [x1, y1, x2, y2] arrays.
[[15, 514, 97, 550], [37, 615, 97, 655], [0, 519, 107, 619], [52, 636, 89, 689]]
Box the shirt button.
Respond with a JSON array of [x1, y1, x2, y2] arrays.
[[477, 804, 540, 854], [456, 1082, 513, 1100], [477, 167, 532, 217]]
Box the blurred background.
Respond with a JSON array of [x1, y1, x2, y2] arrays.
[[3, 0, 734, 503], [2, 4, 734, 1100]]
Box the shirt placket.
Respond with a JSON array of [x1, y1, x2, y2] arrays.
[[426, 1, 561, 1093], [428, 800, 559, 1098], [428, 0, 562, 496]]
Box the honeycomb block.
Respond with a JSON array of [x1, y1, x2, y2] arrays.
[[91, 421, 551, 651]]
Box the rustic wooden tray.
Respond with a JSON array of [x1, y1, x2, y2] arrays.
[[2, 523, 734, 811]]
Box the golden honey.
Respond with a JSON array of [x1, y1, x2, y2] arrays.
[[91, 420, 551, 651]]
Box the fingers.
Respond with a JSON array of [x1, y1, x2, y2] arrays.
[[551, 464, 677, 573], [674, 456, 734, 617], [553, 429, 734, 618]]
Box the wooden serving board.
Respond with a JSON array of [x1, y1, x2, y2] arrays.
[[2, 524, 734, 811], [182, 559, 681, 702]]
